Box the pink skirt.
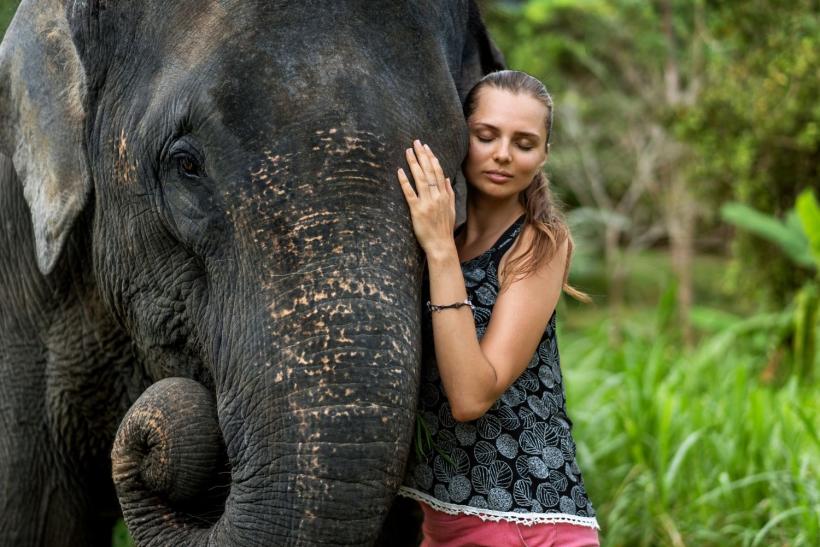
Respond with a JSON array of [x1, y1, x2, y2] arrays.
[[419, 502, 600, 547]]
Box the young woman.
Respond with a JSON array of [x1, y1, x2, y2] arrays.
[[395, 71, 600, 546]]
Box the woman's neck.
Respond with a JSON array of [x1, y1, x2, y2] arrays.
[[460, 193, 526, 248]]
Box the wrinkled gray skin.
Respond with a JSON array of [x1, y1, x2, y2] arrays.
[[0, 0, 503, 546]]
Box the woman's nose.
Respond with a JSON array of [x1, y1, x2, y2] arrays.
[[493, 140, 512, 163]]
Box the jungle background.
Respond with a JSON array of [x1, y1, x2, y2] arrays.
[[2, 1, 818, 545]]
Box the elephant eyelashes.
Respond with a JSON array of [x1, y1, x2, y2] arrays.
[[168, 136, 207, 180], [174, 153, 205, 179]]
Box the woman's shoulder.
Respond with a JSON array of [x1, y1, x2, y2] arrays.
[[500, 222, 568, 282]]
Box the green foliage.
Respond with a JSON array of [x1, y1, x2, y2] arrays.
[[720, 202, 814, 269], [112, 520, 134, 547], [561, 305, 820, 546], [414, 413, 455, 466], [0, 0, 18, 38], [681, 0, 819, 305], [792, 283, 819, 379], [720, 190, 820, 378], [797, 190, 820, 267], [481, 0, 818, 307]]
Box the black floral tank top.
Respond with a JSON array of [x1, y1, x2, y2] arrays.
[[398, 215, 599, 529]]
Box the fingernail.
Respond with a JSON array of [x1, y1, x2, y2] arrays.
[[414, 139, 421, 146], [424, 144, 430, 150]]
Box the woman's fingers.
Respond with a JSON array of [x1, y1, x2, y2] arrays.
[[414, 141, 443, 196], [425, 144, 447, 187], [405, 146, 431, 198], [413, 141, 439, 191], [446, 178, 456, 221], [445, 177, 454, 200], [396, 168, 418, 204], [405, 140, 452, 202]]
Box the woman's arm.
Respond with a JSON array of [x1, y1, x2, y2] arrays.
[[428, 231, 567, 421], [398, 141, 567, 422]]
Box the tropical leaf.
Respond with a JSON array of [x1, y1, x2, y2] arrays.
[[796, 189, 820, 269], [721, 202, 813, 267], [792, 283, 819, 378]]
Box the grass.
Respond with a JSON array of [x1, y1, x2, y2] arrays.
[[112, 520, 133, 547], [559, 304, 819, 546]]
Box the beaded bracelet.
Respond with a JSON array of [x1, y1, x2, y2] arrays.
[[426, 298, 474, 313]]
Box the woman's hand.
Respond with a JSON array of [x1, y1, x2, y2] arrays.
[[397, 140, 457, 257]]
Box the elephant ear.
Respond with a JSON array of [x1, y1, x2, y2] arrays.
[[0, 0, 90, 275], [458, 1, 506, 100]]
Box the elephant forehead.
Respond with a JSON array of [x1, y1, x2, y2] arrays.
[[224, 125, 392, 228], [133, 2, 233, 126], [243, 126, 386, 187]]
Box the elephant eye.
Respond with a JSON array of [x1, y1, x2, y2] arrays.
[[174, 152, 204, 179]]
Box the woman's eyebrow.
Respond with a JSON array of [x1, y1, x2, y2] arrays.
[[469, 122, 541, 140]]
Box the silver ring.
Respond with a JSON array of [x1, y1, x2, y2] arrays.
[[427, 184, 438, 187]]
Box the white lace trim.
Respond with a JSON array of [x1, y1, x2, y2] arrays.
[[397, 487, 600, 530]]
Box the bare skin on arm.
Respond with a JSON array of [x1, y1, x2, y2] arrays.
[[397, 110, 565, 421]]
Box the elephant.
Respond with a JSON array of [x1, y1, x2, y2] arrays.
[[0, 0, 504, 545]]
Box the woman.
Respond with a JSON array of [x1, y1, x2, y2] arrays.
[[395, 71, 600, 546]]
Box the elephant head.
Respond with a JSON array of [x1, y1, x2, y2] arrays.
[[0, 0, 503, 545]]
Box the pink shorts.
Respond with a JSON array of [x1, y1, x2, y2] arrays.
[[419, 502, 600, 547]]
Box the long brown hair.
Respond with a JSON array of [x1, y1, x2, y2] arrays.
[[463, 70, 589, 302]]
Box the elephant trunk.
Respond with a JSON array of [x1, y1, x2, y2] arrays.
[[111, 378, 228, 546], [113, 293, 420, 546]]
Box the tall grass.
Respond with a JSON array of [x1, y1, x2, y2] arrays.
[[561, 304, 819, 546]]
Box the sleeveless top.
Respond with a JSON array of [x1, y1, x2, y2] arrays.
[[398, 215, 599, 529]]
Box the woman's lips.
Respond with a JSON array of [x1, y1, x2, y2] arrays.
[[485, 171, 513, 183]]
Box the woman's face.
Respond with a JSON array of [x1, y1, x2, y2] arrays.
[[463, 87, 549, 201]]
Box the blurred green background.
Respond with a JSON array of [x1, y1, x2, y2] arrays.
[[2, 1, 818, 545]]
